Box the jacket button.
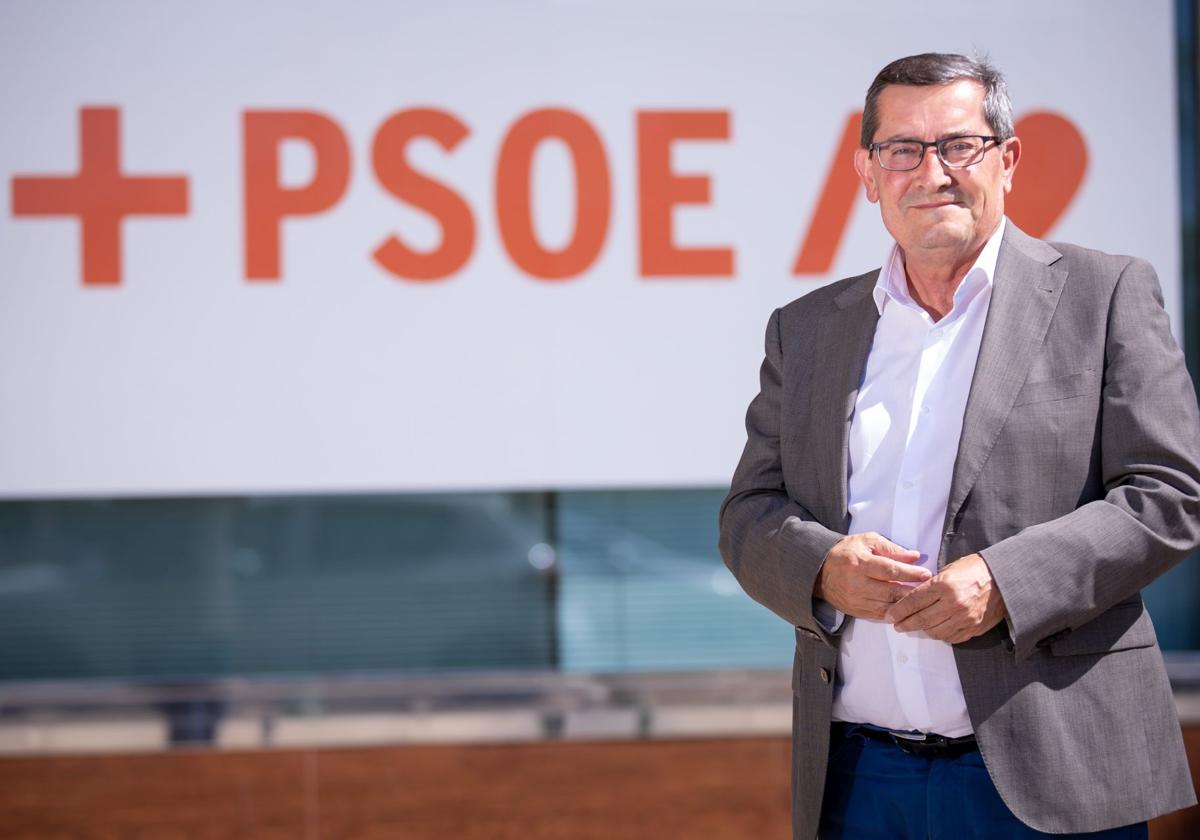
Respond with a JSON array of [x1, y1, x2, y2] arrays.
[[820, 668, 831, 684]]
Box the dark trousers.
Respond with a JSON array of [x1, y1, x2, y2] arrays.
[[818, 725, 1148, 840]]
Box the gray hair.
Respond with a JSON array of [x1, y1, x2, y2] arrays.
[[860, 52, 1014, 148]]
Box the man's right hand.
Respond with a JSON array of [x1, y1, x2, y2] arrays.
[[813, 532, 931, 621]]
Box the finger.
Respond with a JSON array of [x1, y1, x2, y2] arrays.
[[915, 614, 963, 642], [835, 578, 911, 616], [886, 586, 941, 626], [860, 554, 932, 583], [894, 600, 956, 633], [825, 580, 908, 621], [857, 594, 916, 620], [848, 577, 909, 602], [870, 580, 913, 604], [866, 536, 922, 563]]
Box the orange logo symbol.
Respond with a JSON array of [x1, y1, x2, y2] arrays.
[[11, 107, 189, 285], [792, 111, 1088, 275]]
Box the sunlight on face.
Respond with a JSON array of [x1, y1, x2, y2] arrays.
[[854, 80, 1019, 264]]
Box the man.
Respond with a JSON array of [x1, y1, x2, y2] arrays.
[[719, 53, 1200, 839]]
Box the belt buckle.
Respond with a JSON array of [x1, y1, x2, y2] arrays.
[[894, 731, 974, 759], [890, 731, 935, 756]]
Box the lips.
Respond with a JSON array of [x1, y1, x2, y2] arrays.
[[909, 200, 964, 210]]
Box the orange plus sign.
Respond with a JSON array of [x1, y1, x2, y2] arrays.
[[11, 106, 189, 286]]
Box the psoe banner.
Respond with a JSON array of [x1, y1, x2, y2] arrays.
[[0, 0, 1180, 498]]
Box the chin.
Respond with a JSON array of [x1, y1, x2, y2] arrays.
[[913, 225, 970, 251]]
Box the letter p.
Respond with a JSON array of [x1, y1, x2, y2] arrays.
[[243, 110, 350, 280]]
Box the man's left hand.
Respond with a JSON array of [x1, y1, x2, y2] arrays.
[[884, 553, 1007, 644]]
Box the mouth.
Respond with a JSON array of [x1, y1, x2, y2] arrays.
[[909, 200, 964, 210]]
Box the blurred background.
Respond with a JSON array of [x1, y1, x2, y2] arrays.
[[2, 1, 1200, 837]]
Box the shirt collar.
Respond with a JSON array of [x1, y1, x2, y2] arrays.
[[872, 216, 1007, 316]]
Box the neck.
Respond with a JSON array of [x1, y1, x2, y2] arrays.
[[903, 250, 981, 322], [901, 222, 1000, 321]]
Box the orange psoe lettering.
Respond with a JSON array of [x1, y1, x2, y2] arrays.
[[496, 108, 611, 280], [243, 111, 350, 280], [372, 109, 475, 281], [637, 110, 733, 278], [792, 112, 861, 276]]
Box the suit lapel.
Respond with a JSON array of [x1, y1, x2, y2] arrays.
[[810, 274, 880, 531], [941, 224, 1067, 558]]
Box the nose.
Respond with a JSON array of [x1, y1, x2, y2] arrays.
[[912, 145, 953, 191]]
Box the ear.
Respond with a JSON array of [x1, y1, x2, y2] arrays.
[[1000, 135, 1021, 194], [853, 147, 879, 203]]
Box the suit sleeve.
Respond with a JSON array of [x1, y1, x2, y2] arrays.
[[980, 257, 1200, 660], [718, 307, 845, 638]]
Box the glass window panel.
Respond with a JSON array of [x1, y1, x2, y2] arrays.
[[0, 493, 555, 681], [555, 489, 793, 672], [2, 488, 1199, 687]]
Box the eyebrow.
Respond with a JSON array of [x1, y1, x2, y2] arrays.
[[876, 130, 982, 143]]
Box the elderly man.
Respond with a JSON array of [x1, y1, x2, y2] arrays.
[[719, 52, 1200, 839]]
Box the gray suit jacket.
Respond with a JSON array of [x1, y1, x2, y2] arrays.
[[719, 222, 1200, 838]]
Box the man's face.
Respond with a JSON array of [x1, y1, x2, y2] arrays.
[[853, 79, 1020, 260]]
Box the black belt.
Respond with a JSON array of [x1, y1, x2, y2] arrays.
[[833, 722, 979, 760]]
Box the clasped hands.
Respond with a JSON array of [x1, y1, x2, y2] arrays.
[[813, 532, 1006, 644]]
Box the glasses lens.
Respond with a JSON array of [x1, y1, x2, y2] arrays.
[[878, 142, 922, 171], [938, 137, 986, 166]]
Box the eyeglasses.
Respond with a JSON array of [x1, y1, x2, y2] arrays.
[[869, 135, 1003, 171]]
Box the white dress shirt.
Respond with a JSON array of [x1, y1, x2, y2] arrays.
[[829, 218, 1006, 737]]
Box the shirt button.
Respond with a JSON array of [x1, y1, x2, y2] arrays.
[[920, 405, 931, 416], [897, 652, 909, 665], [820, 668, 831, 684], [901, 480, 915, 489]]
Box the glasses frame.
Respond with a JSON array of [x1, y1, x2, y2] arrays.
[[869, 135, 1004, 171]]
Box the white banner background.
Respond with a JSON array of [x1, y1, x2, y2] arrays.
[[0, 0, 1181, 497]]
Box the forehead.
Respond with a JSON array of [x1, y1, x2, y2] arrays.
[[872, 80, 988, 139]]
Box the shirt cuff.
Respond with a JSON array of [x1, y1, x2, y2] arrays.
[[814, 599, 846, 633]]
